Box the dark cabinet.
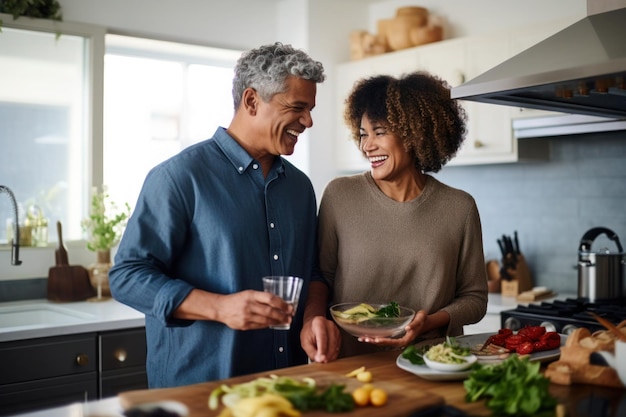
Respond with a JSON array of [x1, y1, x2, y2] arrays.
[[0, 333, 98, 415], [0, 327, 147, 416], [99, 327, 148, 398]]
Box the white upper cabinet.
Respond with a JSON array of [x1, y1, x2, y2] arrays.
[[415, 38, 466, 88], [450, 34, 517, 165]]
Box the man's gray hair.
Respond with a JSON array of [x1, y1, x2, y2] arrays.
[[232, 42, 326, 110]]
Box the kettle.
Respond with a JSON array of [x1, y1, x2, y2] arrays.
[[577, 227, 626, 302]]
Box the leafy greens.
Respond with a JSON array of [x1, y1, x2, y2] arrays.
[[464, 355, 557, 416]]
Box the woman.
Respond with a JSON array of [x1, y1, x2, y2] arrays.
[[301, 72, 488, 360]]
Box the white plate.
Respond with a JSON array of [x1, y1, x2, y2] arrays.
[[455, 332, 566, 364], [397, 332, 565, 380], [396, 354, 473, 381]]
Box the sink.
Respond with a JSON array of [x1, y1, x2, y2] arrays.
[[0, 304, 95, 330]]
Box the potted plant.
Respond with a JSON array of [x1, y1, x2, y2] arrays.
[[81, 186, 130, 299], [0, 0, 63, 29]]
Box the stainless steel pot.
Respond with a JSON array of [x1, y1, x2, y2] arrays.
[[577, 227, 626, 302]]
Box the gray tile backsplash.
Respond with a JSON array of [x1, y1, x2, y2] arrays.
[[435, 130, 626, 295]]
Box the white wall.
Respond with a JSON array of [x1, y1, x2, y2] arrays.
[[56, 0, 280, 49]]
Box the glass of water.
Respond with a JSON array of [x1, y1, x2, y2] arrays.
[[262, 276, 303, 330]]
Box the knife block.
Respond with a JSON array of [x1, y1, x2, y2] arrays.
[[500, 254, 533, 297]]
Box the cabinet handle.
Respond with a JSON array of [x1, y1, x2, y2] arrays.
[[76, 353, 89, 366], [114, 348, 128, 363], [452, 70, 465, 86]]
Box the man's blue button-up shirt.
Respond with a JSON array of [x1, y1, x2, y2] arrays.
[[109, 127, 320, 388]]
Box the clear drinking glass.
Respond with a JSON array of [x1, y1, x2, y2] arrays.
[[262, 276, 303, 330]]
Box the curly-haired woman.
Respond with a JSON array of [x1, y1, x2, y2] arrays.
[[301, 72, 488, 360]]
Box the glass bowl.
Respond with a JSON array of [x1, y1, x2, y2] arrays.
[[329, 302, 415, 338]]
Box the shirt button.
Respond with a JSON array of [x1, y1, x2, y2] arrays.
[[252, 163, 259, 170], [238, 166, 244, 172], [273, 254, 279, 261], [270, 222, 275, 229], [279, 347, 284, 353]]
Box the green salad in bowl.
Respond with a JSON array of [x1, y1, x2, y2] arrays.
[[403, 337, 477, 372]]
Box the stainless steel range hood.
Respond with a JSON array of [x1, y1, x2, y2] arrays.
[[451, 2, 626, 121]]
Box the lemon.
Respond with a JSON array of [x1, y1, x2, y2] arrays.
[[352, 387, 370, 407], [370, 388, 388, 407]]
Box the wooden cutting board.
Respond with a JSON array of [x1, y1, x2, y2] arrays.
[[516, 287, 556, 302], [119, 353, 445, 417], [47, 221, 96, 302]]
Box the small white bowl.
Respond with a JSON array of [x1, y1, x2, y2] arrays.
[[125, 400, 189, 416], [423, 354, 477, 372]]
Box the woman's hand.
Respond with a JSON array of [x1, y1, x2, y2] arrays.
[[300, 315, 342, 363], [357, 310, 428, 347]]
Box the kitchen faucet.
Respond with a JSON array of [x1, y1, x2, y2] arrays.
[[0, 185, 22, 265]]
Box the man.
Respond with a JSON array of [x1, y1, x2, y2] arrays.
[[109, 43, 327, 388]]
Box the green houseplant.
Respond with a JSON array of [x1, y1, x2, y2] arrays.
[[81, 186, 130, 252], [81, 186, 130, 300], [0, 0, 62, 29]]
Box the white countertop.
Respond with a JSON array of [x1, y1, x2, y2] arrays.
[[486, 291, 577, 315], [0, 298, 145, 342]]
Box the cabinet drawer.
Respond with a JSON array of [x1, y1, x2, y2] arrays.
[[0, 333, 97, 385], [0, 372, 97, 417], [101, 367, 148, 398], [100, 327, 147, 371]]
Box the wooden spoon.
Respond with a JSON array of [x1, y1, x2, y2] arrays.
[[589, 312, 626, 342]]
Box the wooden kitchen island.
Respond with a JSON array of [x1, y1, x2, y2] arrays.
[[119, 350, 626, 417]]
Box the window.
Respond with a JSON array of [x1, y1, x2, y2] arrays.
[[0, 19, 104, 245], [103, 35, 241, 211]]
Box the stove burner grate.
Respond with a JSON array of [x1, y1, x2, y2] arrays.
[[501, 297, 626, 334]]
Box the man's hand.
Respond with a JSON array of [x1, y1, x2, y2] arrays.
[[300, 315, 341, 363], [215, 290, 294, 330], [174, 289, 293, 330]]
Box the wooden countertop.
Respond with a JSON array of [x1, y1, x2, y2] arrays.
[[119, 350, 626, 417]]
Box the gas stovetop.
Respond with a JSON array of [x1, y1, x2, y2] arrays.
[[500, 297, 626, 334]]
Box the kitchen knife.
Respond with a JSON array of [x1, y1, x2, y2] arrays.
[[514, 230, 520, 254], [504, 234, 518, 266], [497, 239, 507, 258]]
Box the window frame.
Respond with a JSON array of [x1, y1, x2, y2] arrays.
[[0, 14, 104, 280]]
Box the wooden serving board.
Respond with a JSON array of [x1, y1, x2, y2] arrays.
[[119, 353, 445, 417]]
